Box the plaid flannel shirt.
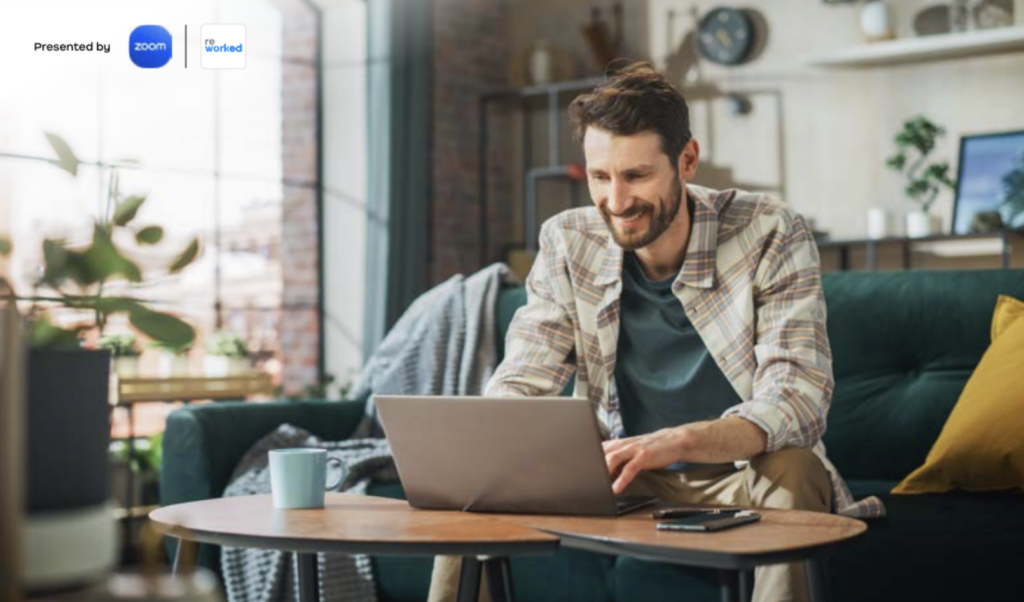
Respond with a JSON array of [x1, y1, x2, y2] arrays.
[[486, 185, 885, 519]]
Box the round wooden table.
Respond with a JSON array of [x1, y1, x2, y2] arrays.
[[149, 493, 559, 602], [497, 504, 867, 602], [152, 495, 864, 602]]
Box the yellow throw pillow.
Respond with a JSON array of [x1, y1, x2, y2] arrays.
[[893, 295, 1024, 494]]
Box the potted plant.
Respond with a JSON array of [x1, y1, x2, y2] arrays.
[[110, 432, 163, 508], [151, 340, 193, 377], [886, 116, 957, 237], [98, 333, 142, 377], [0, 132, 199, 564], [204, 331, 250, 376]]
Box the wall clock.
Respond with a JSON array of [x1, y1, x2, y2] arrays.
[[696, 8, 755, 66]]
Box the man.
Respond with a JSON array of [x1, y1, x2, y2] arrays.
[[429, 61, 882, 602]]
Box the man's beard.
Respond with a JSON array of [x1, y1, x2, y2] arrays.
[[599, 179, 683, 251]]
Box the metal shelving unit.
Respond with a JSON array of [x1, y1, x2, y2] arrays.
[[817, 230, 1022, 270], [478, 77, 603, 265]]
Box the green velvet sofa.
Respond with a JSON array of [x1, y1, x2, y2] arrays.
[[162, 269, 1024, 601]]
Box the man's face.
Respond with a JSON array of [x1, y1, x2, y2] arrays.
[[583, 128, 683, 251]]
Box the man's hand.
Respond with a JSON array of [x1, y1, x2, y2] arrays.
[[603, 428, 693, 494], [602, 418, 769, 494]]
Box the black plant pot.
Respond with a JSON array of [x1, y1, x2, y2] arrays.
[[27, 348, 112, 512]]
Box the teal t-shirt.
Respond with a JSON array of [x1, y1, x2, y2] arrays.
[[614, 252, 742, 457]]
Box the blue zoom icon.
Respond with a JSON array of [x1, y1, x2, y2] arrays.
[[129, 25, 172, 68]]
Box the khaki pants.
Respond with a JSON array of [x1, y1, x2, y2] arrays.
[[427, 447, 833, 602]]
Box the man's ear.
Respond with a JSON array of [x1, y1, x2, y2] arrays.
[[677, 139, 699, 181]]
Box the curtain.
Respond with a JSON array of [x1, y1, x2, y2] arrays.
[[363, 0, 433, 357]]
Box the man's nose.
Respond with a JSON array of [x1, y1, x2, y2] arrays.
[[606, 180, 633, 215]]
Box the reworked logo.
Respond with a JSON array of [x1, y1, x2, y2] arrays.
[[129, 25, 172, 68]]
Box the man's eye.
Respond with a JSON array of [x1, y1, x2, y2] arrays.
[[592, 174, 609, 182]]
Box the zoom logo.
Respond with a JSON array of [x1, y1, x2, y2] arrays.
[[129, 25, 172, 68]]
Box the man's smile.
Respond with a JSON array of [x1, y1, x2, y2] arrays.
[[611, 207, 650, 229]]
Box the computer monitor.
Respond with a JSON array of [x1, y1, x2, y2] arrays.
[[952, 129, 1024, 235]]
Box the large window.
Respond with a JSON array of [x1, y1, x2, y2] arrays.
[[0, 0, 297, 383]]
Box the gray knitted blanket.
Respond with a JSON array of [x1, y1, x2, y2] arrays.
[[221, 424, 397, 602], [350, 262, 513, 438]]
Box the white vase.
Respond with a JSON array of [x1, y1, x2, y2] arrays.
[[158, 352, 188, 377], [204, 356, 229, 377], [113, 356, 140, 378], [866, 207, 891, 240], [860, 1, 894, 42], [529, 38, 553, 85], [905, 211, 942, 238], [204, 356, 250, 377]]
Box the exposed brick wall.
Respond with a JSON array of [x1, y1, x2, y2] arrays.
[[431, 0, 514, 284], [274, 0, 514, 390], [280, 7, 320, 395]]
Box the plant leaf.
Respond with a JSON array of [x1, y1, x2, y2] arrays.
[[28, 318, 83, 349], [68, 296, 146, 314], [44, 132, 80, 177], [168, 238, 200, 274], [43, 239, 66, 268], [39, 239, 92, 287], [135, 226, 164, 245], [0, 236, 11, 257], [114, 195, 146, 227], [81, 225, 142, 283], [886, 154, 905, 171], [129, 307, 195, 349]]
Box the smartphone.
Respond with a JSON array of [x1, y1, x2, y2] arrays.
[[651, 507, 741, 520], [656, 512, 761, 532]]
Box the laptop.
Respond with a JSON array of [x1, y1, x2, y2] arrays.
[[374, 395, 657, 516]]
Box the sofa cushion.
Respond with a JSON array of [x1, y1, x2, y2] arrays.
[[821, 270, 1024, 481], [894, 295, 1024, 494], [496, 286, 528, 366], [832, 484, 1024, 601]]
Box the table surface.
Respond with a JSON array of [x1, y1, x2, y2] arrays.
[[498, 504, 867, 569], [152, 494, 866, 569], [149, 493, 560, 557]]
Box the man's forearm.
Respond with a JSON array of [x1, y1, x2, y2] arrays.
[[675, 416, 768, 464]]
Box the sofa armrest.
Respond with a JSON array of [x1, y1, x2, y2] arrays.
[[160, 399, 366, 507]]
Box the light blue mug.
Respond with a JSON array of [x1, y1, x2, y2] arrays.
[[268, 448, 347, 509]]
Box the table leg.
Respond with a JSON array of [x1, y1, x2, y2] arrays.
[[457, 557, 483, 602], [297, 552, 319, 602], [807, 556, 830, 602], [484, 557, 515, 602], [720, 569, 740, 602], [125, 404, 136, 560], [738, 569, 754, 602], [171, 538, 197, 576]]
